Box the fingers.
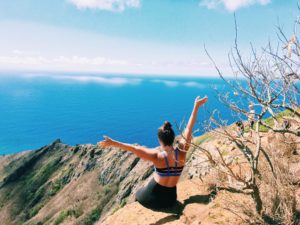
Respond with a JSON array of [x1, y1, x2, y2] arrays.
[[202, 96, 208, 102], [103, 135, 110, 141], [195, 96, 208, 101], [98, 135, 114, 149], [195, 96, 208, 103]]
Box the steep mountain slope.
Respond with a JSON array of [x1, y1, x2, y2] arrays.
[[0, 114, 299, 225], [0, 140, 153, 225]]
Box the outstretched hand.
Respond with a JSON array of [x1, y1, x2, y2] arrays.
[[97, 135, 115, 148], [194, 96, 208, 108]]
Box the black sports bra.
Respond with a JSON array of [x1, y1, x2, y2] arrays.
[[154, 147, 183, 177]]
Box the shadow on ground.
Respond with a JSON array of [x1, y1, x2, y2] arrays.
[[149, 193, 214, 225]]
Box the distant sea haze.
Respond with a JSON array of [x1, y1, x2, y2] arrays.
[[0, 74, 235, 154]]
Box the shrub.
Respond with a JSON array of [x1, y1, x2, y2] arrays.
[[54, 210, 68, 225], [120, 198, 127, 208], [54, 208, 83, 225], [82, 183, 119, 225]]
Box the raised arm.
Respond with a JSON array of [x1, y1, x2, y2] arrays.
[[179, 96, 208, 152], [98, 136, 160, 163]]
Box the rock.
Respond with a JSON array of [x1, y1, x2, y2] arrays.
[[141, 167, 153, 180], [296, 188, 300, 212], [84, 159, 97, 172]]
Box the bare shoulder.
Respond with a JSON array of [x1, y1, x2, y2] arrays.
[[175, 145, 187, 165], [176, 144, 187, 156], [153, 150, 167, 167], [156, 149, 166, 159]]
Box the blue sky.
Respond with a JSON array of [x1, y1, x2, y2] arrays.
[[0, 0, 298, 76]]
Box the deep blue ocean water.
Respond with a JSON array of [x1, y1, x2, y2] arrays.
[[0, 74, 235, 154]]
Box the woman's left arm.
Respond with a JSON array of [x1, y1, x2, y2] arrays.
[[98, 136, 160, 163]]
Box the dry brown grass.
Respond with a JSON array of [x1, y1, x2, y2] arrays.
[[258, 132, 299, 225], [187, 125, 299, 225], [25, 170, 101, 224]]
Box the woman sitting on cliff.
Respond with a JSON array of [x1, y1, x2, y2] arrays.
[[98, 96, 208, 209]]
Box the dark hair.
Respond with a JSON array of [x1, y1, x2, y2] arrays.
[[158, 121, 175, 146]]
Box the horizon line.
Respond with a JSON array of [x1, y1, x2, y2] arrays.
[[0, 69, 234, 79]]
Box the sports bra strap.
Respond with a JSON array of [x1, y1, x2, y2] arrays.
[[175, 148, 178, 167], [162, 151, 170, 175]]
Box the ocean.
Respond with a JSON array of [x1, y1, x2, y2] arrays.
[[0, 74, 236, 154]]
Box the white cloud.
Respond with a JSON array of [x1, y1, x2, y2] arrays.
[[54, 56, 127, 66], [151, 79, 206, 89], [151, 79, 179, 87], [200, 0, 271, 11], [56, 75, 142, 85], [0, 55, 128, 67], [19, 74, 207, 88], [23, 74, 142, 86], [68, 0, 140, 12], [0, 55, 50, 65], [183, 81, 205, 89]]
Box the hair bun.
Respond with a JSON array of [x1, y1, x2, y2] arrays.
[[163, 121, 172, 130], [158, 121, 175, 146]]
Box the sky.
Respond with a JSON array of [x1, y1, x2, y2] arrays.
[[0, 0, 298, 77]]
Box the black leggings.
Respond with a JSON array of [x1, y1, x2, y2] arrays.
[[135, 177, 177, 209]]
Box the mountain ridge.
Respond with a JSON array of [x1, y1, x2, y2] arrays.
[[0, 116, 299, 225]]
